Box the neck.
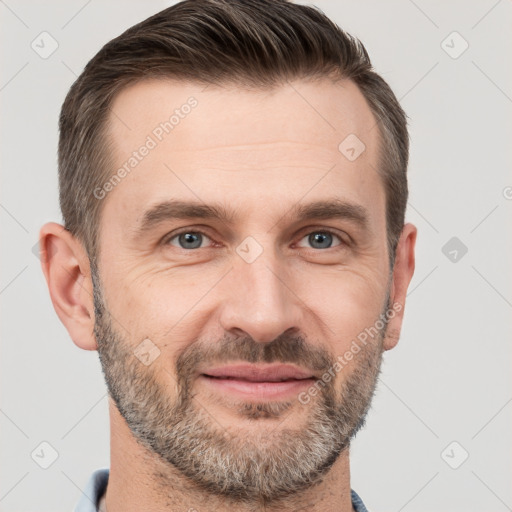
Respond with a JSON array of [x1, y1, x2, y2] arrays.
[[105, 401, 355, 512]]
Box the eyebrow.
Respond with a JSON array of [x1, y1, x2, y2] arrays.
[[134, 198, 369, 236]]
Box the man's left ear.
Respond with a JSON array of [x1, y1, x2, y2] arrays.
[[383, 223, 417, 351]]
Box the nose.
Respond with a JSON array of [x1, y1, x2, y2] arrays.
[[218, 248, 304, 344]]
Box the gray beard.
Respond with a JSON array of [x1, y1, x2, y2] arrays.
[[92, 265, 386, 505]]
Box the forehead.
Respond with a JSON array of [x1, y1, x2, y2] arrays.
[[101, 77, 383, 233]]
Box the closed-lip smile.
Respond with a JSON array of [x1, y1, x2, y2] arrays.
[[198, 363, 318, 400]]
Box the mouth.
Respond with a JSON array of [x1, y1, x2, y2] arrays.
[[199, 363, 317, 400]]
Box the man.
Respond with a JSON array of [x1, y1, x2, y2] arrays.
[[39, 0, 416, 510]]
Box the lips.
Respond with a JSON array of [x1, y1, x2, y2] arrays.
[[199, 364, 317, 400], [201, 364, 315, 382]]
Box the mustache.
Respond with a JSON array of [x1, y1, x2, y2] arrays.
[[176, 332, 334, 381]]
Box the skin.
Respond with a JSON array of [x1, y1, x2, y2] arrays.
[[40, 77, 416, 512]]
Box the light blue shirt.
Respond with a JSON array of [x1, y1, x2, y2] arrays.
[[74, 468, 370, 511]]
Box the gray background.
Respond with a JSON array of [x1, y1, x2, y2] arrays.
[[1, 1, 511, 511]]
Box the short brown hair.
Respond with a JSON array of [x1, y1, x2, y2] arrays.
[[59, 0, 409, 266]]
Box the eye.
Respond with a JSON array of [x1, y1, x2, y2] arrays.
[[296, 230, 343, 250], [165, 230, 213, 250], [162, 228, 345, 252]]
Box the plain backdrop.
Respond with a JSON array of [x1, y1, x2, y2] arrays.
[[1, 1, 511, 511]]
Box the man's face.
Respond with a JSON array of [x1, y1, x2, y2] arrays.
[[93, 78, 392, 501]]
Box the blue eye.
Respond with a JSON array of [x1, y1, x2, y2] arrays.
[[164, 229, 344, 251], [167, 231, 211, 249], [297, 231, 342, 250]]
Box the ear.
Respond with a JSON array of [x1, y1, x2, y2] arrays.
[[38, 222, 98, 351], [383, 223, 417, 351]]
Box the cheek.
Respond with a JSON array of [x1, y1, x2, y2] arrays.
[[294, 266, 388, 355], [101, 265, 220, 350]]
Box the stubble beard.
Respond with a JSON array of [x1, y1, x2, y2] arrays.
[[92, 266, 386, 504]]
